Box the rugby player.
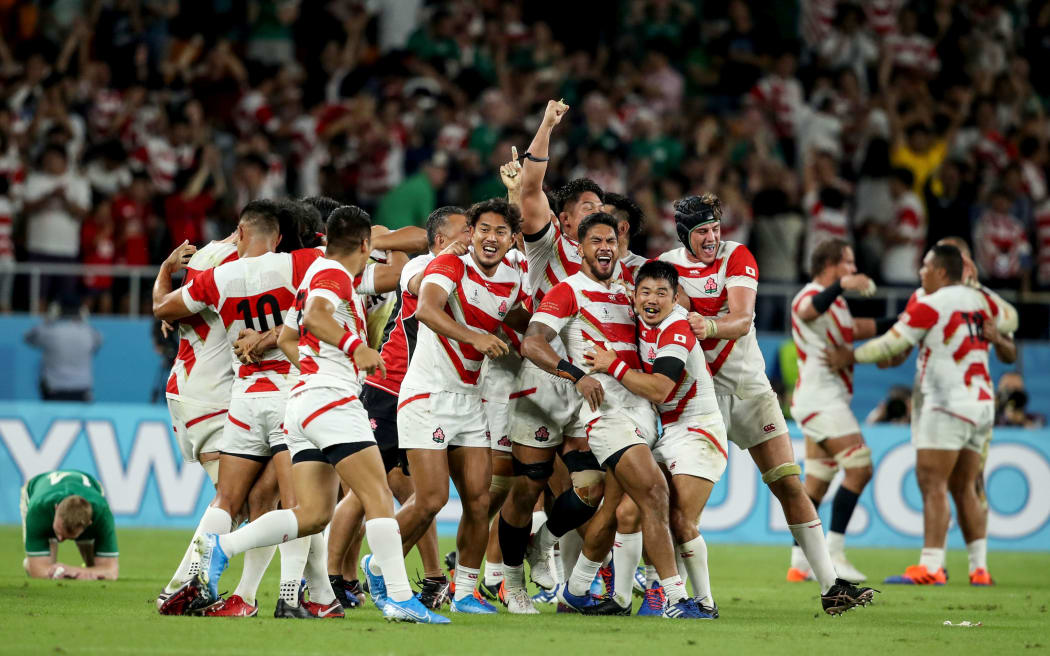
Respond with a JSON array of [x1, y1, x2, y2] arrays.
[[587, 260, 726, 617], [21, 469, 118, 580], [662, 193, 874, 614], [787, 238, 878, 584]]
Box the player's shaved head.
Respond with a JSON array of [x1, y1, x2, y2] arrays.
[[426, 206, 467, 247], [603, 192, 645, 238], [928, 244, 964, 282], [636, 260, 678, 291], [936, 236, 971, 259], [56, 495, 92, 537], [239, 199, 281, 238], [326, 205, 372, 255]]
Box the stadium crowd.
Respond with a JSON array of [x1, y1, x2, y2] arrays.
[[0, 0, 1048, 317]]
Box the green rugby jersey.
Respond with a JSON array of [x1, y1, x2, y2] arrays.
[[22, 470, 118, 558]]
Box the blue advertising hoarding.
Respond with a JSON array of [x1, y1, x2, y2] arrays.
[[1, 400, 1047, 551]]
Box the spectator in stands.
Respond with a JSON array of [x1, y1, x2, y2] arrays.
[[375, 151, 448, 230], [24, 301, 103, 402], [974, 187, 1032, 288], [882, 167, 925, 285], [865, 385, 912, 425], [995, 372, 1046, 429]]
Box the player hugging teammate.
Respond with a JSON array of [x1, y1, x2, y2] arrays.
[[153, 98, 881, 624]]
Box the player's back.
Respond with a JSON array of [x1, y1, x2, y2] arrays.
[[901, 284, 995, 422], [791, 281, 855, 400], [659, 241, 769, 398], [166, 240, 238, 402], [638, 305, 719, 424], [365, 252, 434, 397]]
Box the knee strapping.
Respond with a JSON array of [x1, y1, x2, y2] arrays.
[[804, 457, 839, 482], [834, 445, 872, 469], [762, 462, 802, 485], [512, 456, 554, 480], [489, 474, 514, 494]]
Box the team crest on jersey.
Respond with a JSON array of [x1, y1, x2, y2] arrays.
[[703, 278, 718, 294], [433, 428, 446, 443], [647, 346, 657, 362], [498, 300, 508, 317], [535, 426, 550, 442], [369, 418, 378, 430]]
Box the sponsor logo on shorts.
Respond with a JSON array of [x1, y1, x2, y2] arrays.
[[485, 430, 491, 439], [535, 426, 550, 442], [670, 460, 677, 470], [433, 428, 446, 443], [635, 427, 643, 438], [369, 418, 378, 430], [498, 435, 511, 447], [763, 423, 776, 433], [704, 277, 718, 294]]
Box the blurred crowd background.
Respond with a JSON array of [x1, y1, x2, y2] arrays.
[[0, 0, 1048, 336]]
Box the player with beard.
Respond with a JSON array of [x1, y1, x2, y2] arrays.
[[661, 193, 875, 615], [368, 198, 529, 614], [498, 102, 612, 607], [586, 260, 726, 617], [517, 213, 704, 619]]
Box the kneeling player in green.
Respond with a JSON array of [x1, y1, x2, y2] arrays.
[[21, 470, 119, 580]]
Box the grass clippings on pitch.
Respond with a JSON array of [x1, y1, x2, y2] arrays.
[[1, 527, 1048, 655]]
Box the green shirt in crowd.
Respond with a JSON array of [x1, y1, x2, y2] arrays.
[[375, 171, 436, 230]]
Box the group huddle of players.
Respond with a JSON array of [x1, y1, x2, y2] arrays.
[[150, 99, 1012, 624]]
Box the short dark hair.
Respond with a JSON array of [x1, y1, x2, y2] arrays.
[[301, 196, 343, 222], [326, 205, 372, 254], [425, 206, 466, 247], [603, 192, 645, 237], [577, 212, 619, 242], [273, 199, 317, 252], [635, 260, 677, 291], [555, 178, 604, 214], [929, 244, 964, 282], [810, 238, 851, 276], [239, 199, 281, 237], [936, 236, 971, 259], [295, 201, 326, 249], [466, 198, 521, 234]]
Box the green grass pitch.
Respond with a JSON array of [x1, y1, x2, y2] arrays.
[[1, 526, 1047, 655]]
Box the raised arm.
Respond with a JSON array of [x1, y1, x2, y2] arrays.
[[152, 240, 198, 321], [795, 274, 876, 321], [520, 100, 569, 236]]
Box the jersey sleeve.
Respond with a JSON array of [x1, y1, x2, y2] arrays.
[[89, 504, 119, 557], [22, 500, 53, 556], [291, 248, 323, 287], [725, 246, 759, 290], [308, 267, 353, 308], [656, 319, 696, 363], [420, 253, 465, 295], [181, 267, 220, 314], [530, 281, 577, 333], [354, 262, 377, 296], [895, 297, 938, 343]]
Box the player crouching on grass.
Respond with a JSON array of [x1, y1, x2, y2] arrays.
[[22, 469, 118, 580], [586, 260, 725, 618], [187, 207, 448, 624]]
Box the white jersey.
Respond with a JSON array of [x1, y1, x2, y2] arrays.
[[660, 241, 769, 398], [480, 249, 531, 402], [401, 252, 527, 395], [896, 284, 996, 424], [523, 220, 581, 305], [165, 240, 239, 404], [289, 258, 369, 396], [181, 248, 323, 398], [531, 272, 652, 424], [790, 281, 855, 403], [618, 250, 649, 294], [638, 305, 720, 426]]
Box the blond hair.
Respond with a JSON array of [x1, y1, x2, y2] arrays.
[[56, 496, 93, 535]]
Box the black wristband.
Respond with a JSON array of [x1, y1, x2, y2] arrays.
[[522, 151, 549, 163], [875, 316, 897, 333], [557, 359, 586, 383], [811, 280, 844, 314]]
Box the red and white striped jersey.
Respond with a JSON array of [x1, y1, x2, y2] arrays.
[[790, 281, 855, 404], [896, 285, 996, 424], [749, 74, 805, 138], [401, 253, 527, 394], [883, 32, 939, 75], [480, 248, 533, 401], [234, 89, 279, 136], [181, 248, 323, 398], [1036, 200, 1050, 286], [165, 240, 239, 403], [364, 252, 434, 397], [659, 242, 770, 398], [523, 220, 581, 305], [882, 191, 925, 284], [638, 306, 719, 427], [531, 272, 649, 422], [803, 190, 849, 273], [618, 250, 649, 293], [974, 210, 1031, 280], [289, 258, 369, 396]]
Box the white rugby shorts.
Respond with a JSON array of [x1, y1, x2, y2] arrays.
[[717, 389, 788, 450], [791, 398, 861, 442], [484, 398, 513, 453], [913, 406, 993, 454], [167, 398, 228, 462], [509, 363, 582, 449], [220, 394, 288, 458], [654, 413, 729, 483], [284, 387, 374, 460], [397, 389, 489, 450], [583, 407, 657, 466]]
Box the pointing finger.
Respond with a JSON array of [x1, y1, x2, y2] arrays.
[[511, 146, 518, 161]]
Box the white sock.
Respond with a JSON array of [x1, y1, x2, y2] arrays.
[[673, 550, 689, 588], [454, 565, 480, 602], [305, 532, 336, 605], [567, 555, 601, 597], [278, 536, 310, 606], [920, 547, 945, 571], [167, 506, 233, 591], [551, 545, 564, 584], [166, 540, 200, 593], [559, 529, 584, 581], [232, 545, 276, 604], [790, 545, 809, 570], [504, 563, 525, 589], [612, 532, 642, 607], [365, 518, 412, 602], [827, 531, 846, 557], [645, 564, 658, 588], [484, 560, 504, 586], [966, 539, 987, 572], [788, 520, 837, 593], [677, 535, 712, 605], [219, 509, 299, 557], [661, 575, 687, 605], [533, 523, 557, 553], [531, 511, 548, 535]]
